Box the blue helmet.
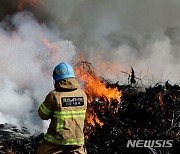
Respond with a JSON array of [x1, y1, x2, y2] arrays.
[[53, 62, 75, 81]]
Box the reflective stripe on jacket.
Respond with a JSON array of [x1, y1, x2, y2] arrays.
[[38, 84, 87, 146]]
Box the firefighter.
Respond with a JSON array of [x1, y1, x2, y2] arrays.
[[37, 62, 87, 154]]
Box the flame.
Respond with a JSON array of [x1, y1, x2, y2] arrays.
[[75, 61, 122, 137], [33, 38, 60, 75], [158, 93, 164, 110], [41, 38, 60, 52], [41, 38, 60, 61], [75, 61, 122, 103], [85, 109, 103, 127], [127, 129, 133, 136], [84, 110, 104, 139], [18, 0, 38, 10], [18, 0, 48, 10]]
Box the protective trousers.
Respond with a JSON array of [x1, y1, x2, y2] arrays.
[[37, 141, 87, 154]]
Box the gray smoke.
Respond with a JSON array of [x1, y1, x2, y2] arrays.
[[43, 0, 180, 84], [1, 0, 180, 133], [1, 0, 180, 83], [0, 11, 75, 133]]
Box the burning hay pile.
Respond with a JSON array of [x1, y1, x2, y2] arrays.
[[78, 61, 180, 154], [85, 81, 180, 154], [0, 62, 180, 154], [1, 1, 180, 154]]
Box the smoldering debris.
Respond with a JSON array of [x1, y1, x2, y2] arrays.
[[0, 80, 180, 154], [0, 123, 43, 154], [86, 81, 180, 154]]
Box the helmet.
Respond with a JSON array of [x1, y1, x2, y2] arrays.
[[53, 62, 75, 81]]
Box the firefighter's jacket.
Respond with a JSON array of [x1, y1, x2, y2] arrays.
[[38, 78, 87, 146]]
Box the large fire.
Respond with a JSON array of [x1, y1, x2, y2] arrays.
[[75, 61, 122, 138], [75, 61, 122, 103], [34, 37, 122, 137]]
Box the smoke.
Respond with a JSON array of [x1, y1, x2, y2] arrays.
[[0, 11, 76, 133], [1, 1, 180, 83], [1, 0, 180, 132], [42, 0, 180, 84]]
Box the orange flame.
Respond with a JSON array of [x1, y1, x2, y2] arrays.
[[41, 38, 60, 61], [158, 93, 164, 110], [75, 61, 122, 135], [33, 38, 60, 70], [127, 129, 133, 136], [18, 0, 48, 10], [75, 62, 122, 103], [86, 109, 104, 127], [18, 0, 38, 10], [41, 38, 60, 52]]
